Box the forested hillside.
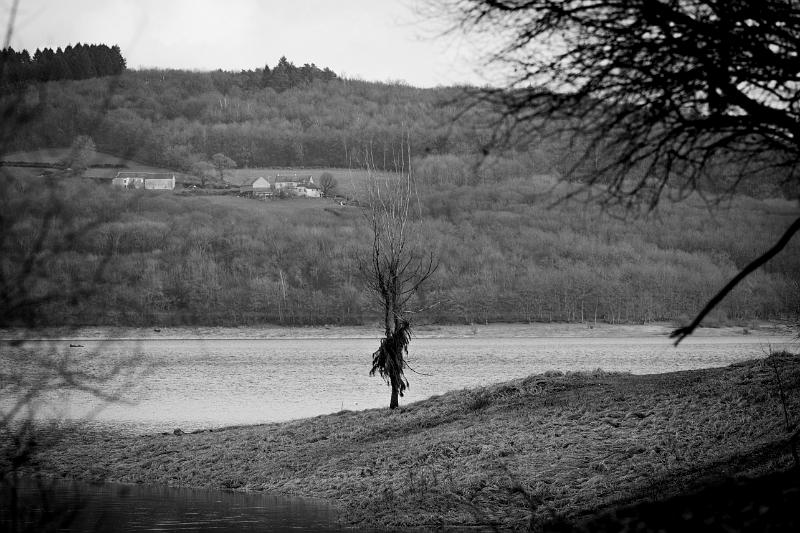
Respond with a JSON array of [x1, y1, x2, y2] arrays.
[[2, 64, 799, 327], [4, 63, 792, 199], [1, 62, 579, 189], [3, 175, 797, 327]]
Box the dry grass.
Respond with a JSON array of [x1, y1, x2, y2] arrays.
[[27, 354, 800, 530]]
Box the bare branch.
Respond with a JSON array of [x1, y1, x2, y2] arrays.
[[671, 215, 800, 345]]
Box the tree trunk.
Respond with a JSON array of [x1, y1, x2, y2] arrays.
[[390, 385, 399, 409]]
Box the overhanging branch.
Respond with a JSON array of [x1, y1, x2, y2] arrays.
[[670, 215, 800, 345]]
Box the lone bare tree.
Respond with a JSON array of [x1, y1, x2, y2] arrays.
[[359, 143, 437, 409], [444, 0, 800, 342]]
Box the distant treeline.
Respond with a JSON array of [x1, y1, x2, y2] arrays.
[[3, 175, 798, 327], [0, 43, 126, 86], [0, 48, 336, 92], [261, 56, 337, 91]]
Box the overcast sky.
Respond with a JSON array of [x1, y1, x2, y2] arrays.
[[4, 0, 490, 87]]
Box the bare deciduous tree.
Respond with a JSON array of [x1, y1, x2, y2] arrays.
[[191, 160, 216, 188], [211, 152, 236, 184], [443, 0, 800, 343], [318, 171, 338, 197], [359, 142, 437, 409]]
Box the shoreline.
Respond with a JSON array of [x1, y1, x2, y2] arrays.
[[24, 353, 800, 530], [1, 320, 794, 341]]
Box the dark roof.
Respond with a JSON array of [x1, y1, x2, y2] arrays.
[[275, 175, 313, 183], [116, 172, 174, 180]]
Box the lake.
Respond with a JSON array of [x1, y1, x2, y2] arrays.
[[2, 325, 794, 433], [0, 477, 340, 532]]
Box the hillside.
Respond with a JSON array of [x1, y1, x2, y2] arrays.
[[2, 71, 467, 172], [2, 69, 799, 328], [1, 168, 798, 328], [3, 69, 792, 199]]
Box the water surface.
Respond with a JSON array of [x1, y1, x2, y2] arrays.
[[2, 329, 794, 432], [0, 477, 338, 532]]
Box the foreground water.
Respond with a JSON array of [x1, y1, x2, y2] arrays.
[[2, 324, 793, 433], [0, 477, 339, 532]]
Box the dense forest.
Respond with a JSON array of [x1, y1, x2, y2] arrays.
[[1, 57, 799, 327], [2, 68, 468, 171], [2, 175, 798, 327], [0, 51, 580, 187], [0, 43, 126, 86]]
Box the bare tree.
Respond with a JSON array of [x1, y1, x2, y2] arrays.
[[191, 160, 216, 188], [211, 152, 236, 184], [60, 135, 96, 175], [318, 171, 338, 197], [359, 142, 438, 409], [443, 0, 800, 343]]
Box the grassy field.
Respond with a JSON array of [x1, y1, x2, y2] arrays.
[[198, 194, 363, 217], [28, 353, 800, 530], [2, 148, 394, 193], [1, 148, 176, 179], [226, 167, 398, 195]]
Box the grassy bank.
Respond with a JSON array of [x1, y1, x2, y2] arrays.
[[27, 353, 800, 530]]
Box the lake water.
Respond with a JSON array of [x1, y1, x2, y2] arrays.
[[2, 328, 794, 433], [0, 477, 340, 532]]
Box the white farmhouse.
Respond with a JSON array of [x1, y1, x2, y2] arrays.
[[274, 174, 321, 198], [112, 172, 176, 190], [273, 175, 299, 192], [296, 181, 321, 198]]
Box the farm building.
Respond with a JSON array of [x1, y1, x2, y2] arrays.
[[274, 175, 321, 198], [273, 175, 300, 191], [294, 181, 321, 198], [112, 172, 175, 190], [241, 176, 273, 199]]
